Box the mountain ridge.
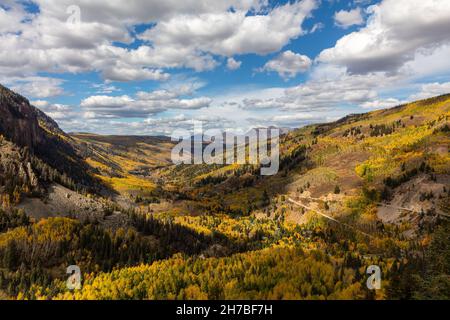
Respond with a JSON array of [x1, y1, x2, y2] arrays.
[[0, 84, 101, 199]]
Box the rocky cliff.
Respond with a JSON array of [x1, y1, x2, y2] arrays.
[[0, 84, 46, 149], [0, 84, 100, 196]]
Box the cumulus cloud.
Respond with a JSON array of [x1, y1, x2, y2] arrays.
[[410, 82, 450, 100], [319, 0, 450, 74], [334, 8, 364, 28], [2, 77, 65, 98], [139, 0, 317, 56], [0, 0, 317, 81], [227, 57, 242, 70], [259, 50, 312, 79], [401, 44, 450, 79], [101, 66, 170, 82], [31, 100, 77, 121], [0, 3, 29, 34], [360, 98, 405, 109], [54, 113, 236, 136], [247, 113, 328, 128], [238, 64, 406, 114], [241, 98, 286, 110], [2, 0, 450, 136], [145, 114, 235, 133], [33, 0, 266, 26], [80, 88, 212, 119]]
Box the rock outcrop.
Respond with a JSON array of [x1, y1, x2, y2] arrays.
[[0, 84, 46, 149], [0, 84, 100, 195]]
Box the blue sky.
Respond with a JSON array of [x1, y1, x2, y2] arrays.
[[1, 0, 450, 135]]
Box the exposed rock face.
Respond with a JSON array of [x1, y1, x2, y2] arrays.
[[0, 138, 41, 199], [26, 162, 38, 187], [0, 84, 46, 149], [0, 83, 100, 193]]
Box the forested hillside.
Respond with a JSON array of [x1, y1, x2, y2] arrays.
[[0, 85, 449, 300]]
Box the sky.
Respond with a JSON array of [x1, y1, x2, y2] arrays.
[[1, 0, 450, 135]]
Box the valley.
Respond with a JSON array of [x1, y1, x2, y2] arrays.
[[0, 84, 449, 300]]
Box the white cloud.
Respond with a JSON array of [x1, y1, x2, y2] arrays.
[[310, 22, 324, 33], [241, 98, 286, 110], [0, 0, 317, 81], [210, 64, 404, 130], [410, 82, 450, 100], [91, 83, 121, 94], [32, 0, 266, 26], [2, 76, 65, 98], [227, 57, 242, 70], [320, 0, 450, 74], [259, 50, 312, 79], [3, 0, 450, 136], [31, 100, 51, 108], [31, 100, 77, 121], [80, 87, 212, 119], [138, 0, 317, 56], [247, 113, 328, 127], [401, 44, 450, 79], [280, 66, 397, 110], [334, 8, 364, 28], [237, 64, 406, 114], [81, 95, 134, 110], [101, 65, 170, 82], [54, 113, 237, 136], [0, 4, 29, 34], [360, 98, 404, 109]]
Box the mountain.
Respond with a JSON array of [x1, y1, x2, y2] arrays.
[[0, 84, 449, 300], [61, 93, 448, 300], [0, 84, 47, 150], [0, 84, 100, 205]]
